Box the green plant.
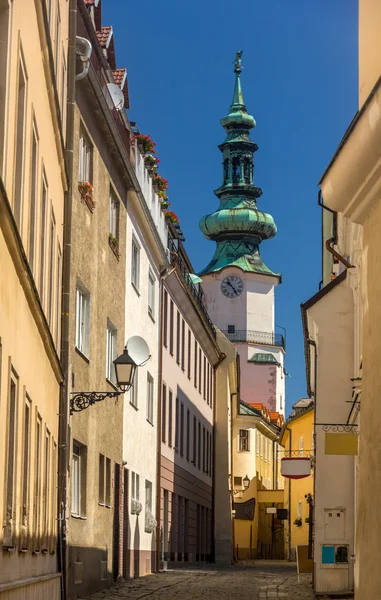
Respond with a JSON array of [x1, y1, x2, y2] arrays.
[[305, 517, 310, 524], [153, 174, 168, 193], [294, 517, 302, 527], [109, 233, 118, 245], [164, 210, 179, 224], [132, 134, 156, 154]]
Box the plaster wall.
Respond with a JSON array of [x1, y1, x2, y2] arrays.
[[67, 102, 127, 598], [201, 268, 277, 334], [122, 192, 161, 570], [307, 282, 355, 594], [359, 0, 381, 108]]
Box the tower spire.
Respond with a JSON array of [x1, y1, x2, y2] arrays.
[[198, 52, 280, 279]]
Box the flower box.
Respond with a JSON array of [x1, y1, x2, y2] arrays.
[[78, 181, 96, 213], [132, 134, 156, 154], [153, 174, 168, 193], [160, 200, 170, 210], [109, 233, 120, 259], [164, 210, 179, 225], [294, 517, 302, 527]]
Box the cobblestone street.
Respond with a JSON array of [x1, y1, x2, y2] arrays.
[[81, 562, 315, 600]]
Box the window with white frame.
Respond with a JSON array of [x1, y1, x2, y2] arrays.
[[256, 430, 259, 455], [298, 500, 303, 519], [78, 128, 92, 183], [130, 369, 138, 408], [14, 52, 27, 228], [99, 454, 111, 507], [54, 3, 60, 77], [75, 284, 90, 357], [239, 429, 249, 452], [145, 480, 152, 511], [131, 471, 139, 501], [106, 321, 117, 384], [147, 372, 154, 425], [131, 237, 140, 290], [72, 442, 86, 517], [148, 269, 155, 317], [299, 436, 304, 454], [109, 187, 119, 241]]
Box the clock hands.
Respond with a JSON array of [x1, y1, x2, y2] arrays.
[[226, 280, 239, 295]]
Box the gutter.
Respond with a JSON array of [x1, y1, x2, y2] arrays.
[[75, 36, 92, 81], [57, 1, 77, 598], [286, 426, 292, 561]]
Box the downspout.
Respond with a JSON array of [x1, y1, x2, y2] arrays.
[[213, 350, 227, 564], [325, 238, 354, 269], [318, 189, 338, 289], [230, 390, 238, 562], [155, 266, 167, 571], [75, 36, 92, 82], [58, 1, 77, 599], [307, 338, 317, 588], [286, 426, 292, 561]]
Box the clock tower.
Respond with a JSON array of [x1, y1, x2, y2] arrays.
[[198, 52, 285, 415]]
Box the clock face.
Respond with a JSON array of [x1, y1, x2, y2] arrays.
[[221, 275, 244, 298]]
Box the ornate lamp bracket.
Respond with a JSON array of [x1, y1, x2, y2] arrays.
[[70, 386, 129, 414]]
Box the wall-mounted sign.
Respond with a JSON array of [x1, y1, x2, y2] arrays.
[[325, 433, 358, 455], [281, 457, 311, 479], [266, 507, 277, 514]]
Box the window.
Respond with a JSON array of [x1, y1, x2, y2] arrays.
[[131, 471, 140, 501], [203, 356, 206, 399], [162, 383, 167, 442], [234, 476, 242, 487], [202, 427, 206, 471], [180, 402, 184, 457], [48, 209, 56, 327], [14, 53, 27, 228], [176, 311, 180, 364], [187, 329, 191, 378], [131, 237, 140, 290], [207, 363, 210, 405], [78, 128, 92, 182], [34, 413, 42, 544], [147, 372, 154, 425], [109, 187, 119, 241], [130, 369, 138, 408], [206, 431, 209, 474], [106, 321, 117, 384], [169, 300, 174, 354], [55, 243, 62, 344], [227, 325, 235, 334], [148, 270, 155, 317], [298, 500, 303, 519], [239, 429, 249, 452], [198, 422, 201, 469], [181, 319, 185, 370], [0, 1, 10, 175], [60, 52, 66, 130], [145, 480, 152, 511], [193, 417, 197, 465], [99, 454, 111, 507], [174, 396, 179, 451], [4, 370, 18, 544], [198, 348, 202, 394], [43, 429, 51, 541], [39, 172, 48, 303], [210, 367, 213, 408], [168, 390, 173, 447], [28, 122, 39, 273], [163, 291, 168, 347], [22, 396, 31, 530], [75, 284, 90, 357], [260, 434, 263, 457], [186, 409, 190, 461], [194, 340, 198, 387], [72, 442, 86, 517], [299, 436, 304, 454], [209, 431, 212, 476], [54, 4, 60, 76]]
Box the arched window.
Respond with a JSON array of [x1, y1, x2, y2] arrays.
[[223, 158, 229, 184], [232, 157, 241, 183]]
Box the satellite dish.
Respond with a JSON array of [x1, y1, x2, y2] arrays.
[[127, 336, 151, 366], [106, 83, 125, 111]]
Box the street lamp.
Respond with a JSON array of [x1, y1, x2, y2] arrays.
[[70, 346, 139, 414], [243, 474, 250, 490]]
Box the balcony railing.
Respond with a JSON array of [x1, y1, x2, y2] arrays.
[[222, 329, 285, 349], [168, 238, 216, 340]]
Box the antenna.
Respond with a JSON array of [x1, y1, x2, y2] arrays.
[[126, 336, 151, 366], [106, 83, 125, 111]]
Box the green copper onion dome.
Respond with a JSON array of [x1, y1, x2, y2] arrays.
[[198, 51, 280, 279]]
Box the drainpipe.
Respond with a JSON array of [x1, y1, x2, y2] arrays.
[[318, 189, 338, 289], [286, 426, 292, 561], [325, 238, 354, 269], [307, 338, 317, 588], [230, 390, 238, 563], [57, 1, 77, 599], [75, 36, 92, 81]]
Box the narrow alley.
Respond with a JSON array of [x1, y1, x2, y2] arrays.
[[80, 562, 315, 600]]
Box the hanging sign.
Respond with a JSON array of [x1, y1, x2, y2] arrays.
[[281, 457, 311, 479]]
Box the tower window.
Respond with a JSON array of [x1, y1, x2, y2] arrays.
[[223, 158, 229, 185], [232, 157, 241, 183]]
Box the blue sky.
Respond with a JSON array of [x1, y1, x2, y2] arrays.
[[104, 0, 358, 414]]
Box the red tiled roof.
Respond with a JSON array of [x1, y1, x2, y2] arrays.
[[96, 25, 112, 47], [113, 68, 130, 109], [84, 0, 96, 4]]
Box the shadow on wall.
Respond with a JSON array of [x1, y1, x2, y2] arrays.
[[68, 546, 110, 599]]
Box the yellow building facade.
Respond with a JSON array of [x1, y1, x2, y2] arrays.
[[233, 401, 285, 560], [0, 1, 68, 598], [279, 401, 314, 561]]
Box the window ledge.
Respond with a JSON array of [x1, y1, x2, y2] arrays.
[[75, 347, 90, 364], [148, 310, 155, 324], [129, 401, 139, 411], [98, 503, 111, 509], [131, 282, 140, 296], [71, 514, 87, 520], [106, 378, 118, 391], [146, 419, 154, 427]]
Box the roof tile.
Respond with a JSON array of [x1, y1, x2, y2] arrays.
[[96, 25, 112, 47]]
